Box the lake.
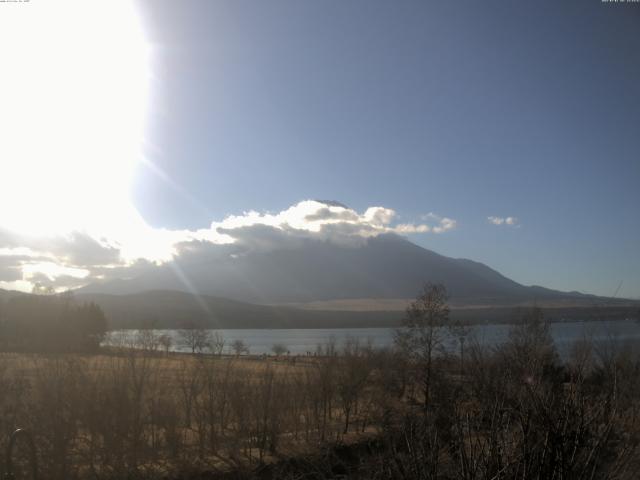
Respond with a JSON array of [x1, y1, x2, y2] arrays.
[[105, 319, 640, 357]]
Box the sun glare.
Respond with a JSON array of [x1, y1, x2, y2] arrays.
[[0, 0, 149, 238]]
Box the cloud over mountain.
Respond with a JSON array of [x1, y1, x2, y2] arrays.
[[0, 200, 456, 292]]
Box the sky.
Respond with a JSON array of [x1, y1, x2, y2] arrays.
[[0, 0, 639, 298]]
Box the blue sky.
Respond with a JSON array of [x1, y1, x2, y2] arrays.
[[1, 1, 636, 298], [129, 0, 640, 298]]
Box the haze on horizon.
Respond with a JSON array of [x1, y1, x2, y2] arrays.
[[0, 0, 638, 299]]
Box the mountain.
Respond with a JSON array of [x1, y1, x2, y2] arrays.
[[79, 233, 607, 306]]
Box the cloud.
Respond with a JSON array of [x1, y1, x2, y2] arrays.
[[208, 201, 456, 245], [305, 207, 359, 223], [420, 213, 458, 233], [0, 200, 457, 292], [0, 255, 24, 282], [27, 272, 89, 290], [217, 224, 312, 251], [395, 224, 431, 234], [0, 248, 51, 283], [488, 216, 519, 226], [45, 232, 121, 266]]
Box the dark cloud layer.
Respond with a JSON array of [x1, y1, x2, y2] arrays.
[[47, 232, 121, 267], [0, 201, 456, 292]]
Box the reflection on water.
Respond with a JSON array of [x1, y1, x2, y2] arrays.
[[104, 319, 640, 357]]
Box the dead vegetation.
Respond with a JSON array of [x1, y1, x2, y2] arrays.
[[0, 286, 639, 479]]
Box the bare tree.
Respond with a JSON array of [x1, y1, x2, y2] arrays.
[[208, 331, 226, 356], [231, 338, 249, 356], [394, 282, 450, 408], [158, 334, 172, 355], [179, 325, 211, 354], [135, 329, 159, 353], [316, 335, 337, 356], [448, 319, 472, 376], [337, 338, 372, 433], [502, 306, 557, 382]]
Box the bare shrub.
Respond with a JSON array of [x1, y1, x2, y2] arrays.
[[394, 283, 451, 408]]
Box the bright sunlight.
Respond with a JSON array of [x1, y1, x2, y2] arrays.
[[0, 0, 149, 238]]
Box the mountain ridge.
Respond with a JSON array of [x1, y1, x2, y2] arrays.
[[77, 234, 611, 305]]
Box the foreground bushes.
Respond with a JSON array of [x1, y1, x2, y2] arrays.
[[0, 316, 639, 478], [0, 346, 400, 479]]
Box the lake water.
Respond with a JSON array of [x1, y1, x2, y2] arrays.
[[105, 319, 640, 357]]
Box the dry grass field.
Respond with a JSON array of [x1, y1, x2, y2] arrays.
[[0, 345, 397, 479], [2, 308, 640, 479]]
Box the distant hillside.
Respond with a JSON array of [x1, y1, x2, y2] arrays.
[[2, 288, 637, 330], [75, 290, 402, 329], [76, 290, 639, 330], [78, 234, 609, 306], [0, 288, 28, 302]]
